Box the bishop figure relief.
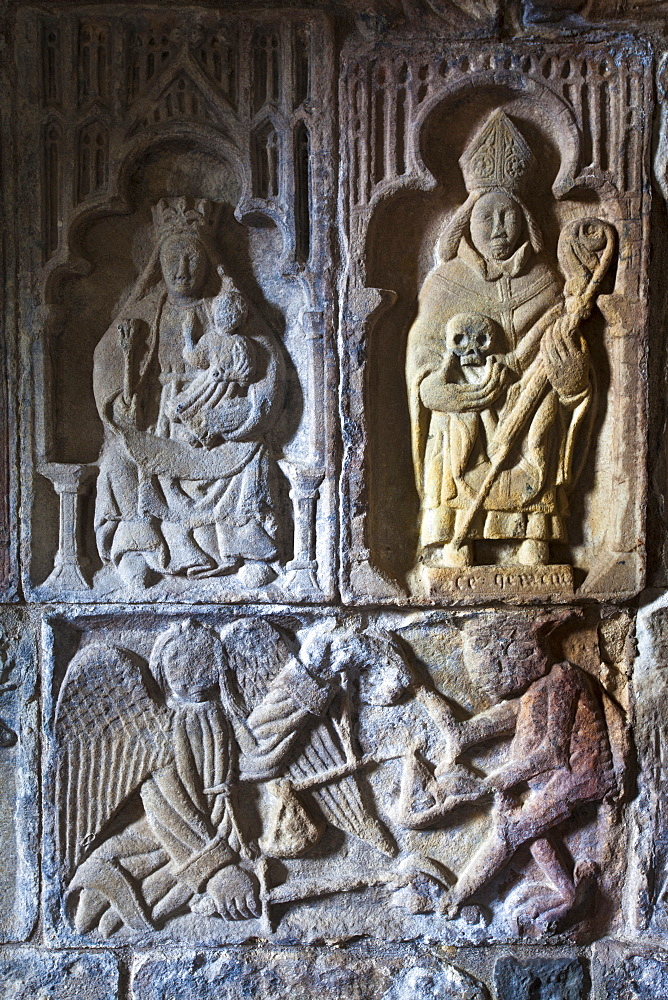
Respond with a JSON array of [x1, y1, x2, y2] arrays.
[[406, 112, 615, 585]]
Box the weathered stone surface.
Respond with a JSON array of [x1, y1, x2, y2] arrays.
[[6, 0, 668, 997], [17, 7, 337, 605], [494, 955, 584, 999], [41, 606, 628, 946], [0, 614, 38, 944], [592, 942, 668, 999], [625, 594, 668, 936], [339, 37, 650, 605], [130, 948, 487, 1000], [0, 948, 119, 999]]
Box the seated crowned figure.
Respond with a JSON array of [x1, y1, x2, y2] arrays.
[[93, 197, 286, 589]]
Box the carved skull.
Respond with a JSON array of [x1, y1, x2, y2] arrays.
[[445, 313, 496, 367]]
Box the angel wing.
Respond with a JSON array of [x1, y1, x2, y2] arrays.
[[219, 617, 293, 716], [289, 693, 395, 856], [55, 642, 174, 879], [222, 617, 394, 856]]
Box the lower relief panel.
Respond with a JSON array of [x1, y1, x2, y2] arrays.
[[41, 604, 632, 948]]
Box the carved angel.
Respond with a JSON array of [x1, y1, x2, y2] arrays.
[[56, 619, 261, 937], [56, 616, 414, 936]]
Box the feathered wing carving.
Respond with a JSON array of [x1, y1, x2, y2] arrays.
[[289, 703, 395, 856], [55, 642, 174, 880], [221, 618, 394, 855], [219, 617, 293, 716]]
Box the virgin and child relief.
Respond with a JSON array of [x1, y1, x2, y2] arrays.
[[94, 197, 286, 591]]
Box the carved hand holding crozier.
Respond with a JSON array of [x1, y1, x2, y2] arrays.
[[93, 197, 286, 591], [406, 112, 615, 590]]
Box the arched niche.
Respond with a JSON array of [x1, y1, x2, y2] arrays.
[[363, 81, 601, 583], [48, 136, 249, 465]]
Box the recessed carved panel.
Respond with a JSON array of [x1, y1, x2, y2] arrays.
[[339, 39, 650, 605], [43, 606, 628, 945], [17, 7, 337, 604]]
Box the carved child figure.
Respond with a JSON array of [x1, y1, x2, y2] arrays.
[[166, 271, 257, 448], [398, 612, 625, 932], [93, 196, 286, 590]]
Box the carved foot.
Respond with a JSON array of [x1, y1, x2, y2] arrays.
[[423, 543, 473, 569], [72, 888, 123, 937], [237, 560, 276, 588], [515, 540, 550, 566], [116, 553, 160, 589]]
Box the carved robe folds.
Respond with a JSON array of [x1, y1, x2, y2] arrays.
[[93, 210, 286, 587], [407, 241, 592, 553]]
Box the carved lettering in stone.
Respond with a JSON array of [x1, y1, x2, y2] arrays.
[[45, 608, 626, 944], [339, 40, 651, 604]]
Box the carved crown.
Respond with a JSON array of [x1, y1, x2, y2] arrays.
[[460, 111, 534, 195], [152, 196, 221, 242]]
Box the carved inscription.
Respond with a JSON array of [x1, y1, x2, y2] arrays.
[[339, 40, 651, 603]]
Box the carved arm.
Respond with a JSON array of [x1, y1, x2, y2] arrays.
[[419, 357, 508, 413]]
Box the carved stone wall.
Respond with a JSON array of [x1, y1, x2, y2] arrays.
[[4, 1, 668, 998]]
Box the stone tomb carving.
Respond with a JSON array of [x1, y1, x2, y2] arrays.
[[44, 608, 628, 945], [339, 40, 650, 604], [18, 8, 336, 603], [406, 112, 614, 594]]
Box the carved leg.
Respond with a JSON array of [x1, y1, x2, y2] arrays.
[[530, 837, 575, 903], [444, 824, 512, 913]]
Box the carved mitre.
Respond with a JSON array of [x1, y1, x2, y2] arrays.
[[460, 110, 534, 195], [152, 196, 222, 243]]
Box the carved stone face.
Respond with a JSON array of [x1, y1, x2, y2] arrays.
[[469, 190, 523, 261], [461, 623, 549, 703], [159, 234, 209, 299], [445, 313, 495, 366], [158, 624, 224, 703]]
